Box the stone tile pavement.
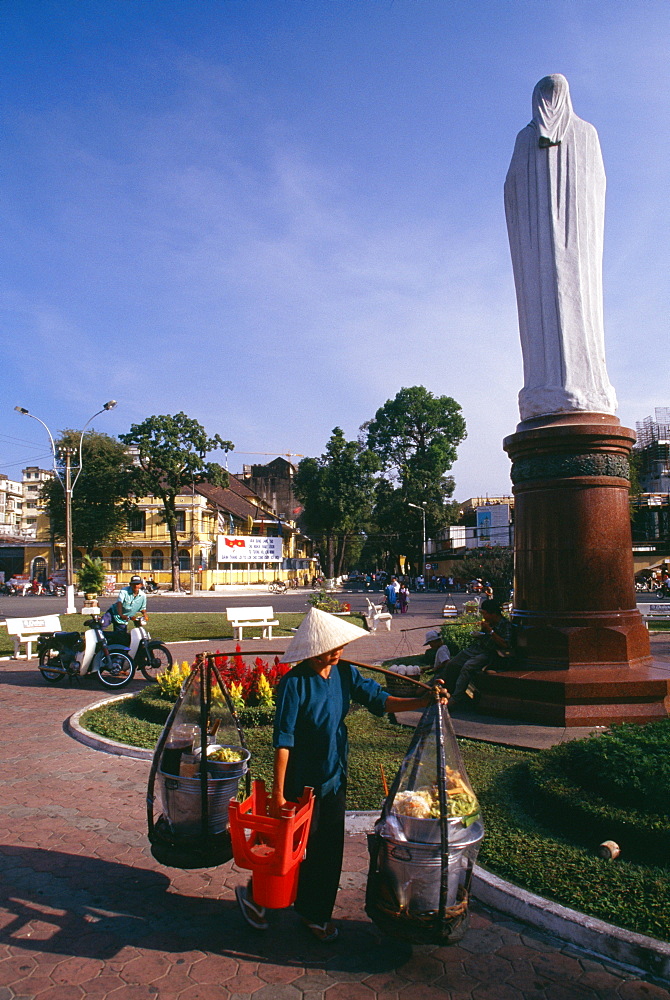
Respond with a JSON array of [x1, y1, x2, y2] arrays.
[[2, 655, 670, 998]]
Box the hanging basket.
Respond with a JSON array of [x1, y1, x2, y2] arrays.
[[147, 654, 251, 870], [365, 701, 484, 945], [384, 665, 423, 699]]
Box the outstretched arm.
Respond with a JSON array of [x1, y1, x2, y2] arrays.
[[385, 681, 448, 714], [270, 747, 290, 816]]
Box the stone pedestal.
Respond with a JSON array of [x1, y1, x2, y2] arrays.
[[482, 412, 670, 726]]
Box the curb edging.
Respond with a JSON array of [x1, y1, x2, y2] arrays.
[[67, 695, 154, 759]]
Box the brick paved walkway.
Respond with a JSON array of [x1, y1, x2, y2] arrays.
[[2, 655, 670, 998]]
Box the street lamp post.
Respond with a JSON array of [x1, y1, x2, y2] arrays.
[[408, 502, 427, 581], [15, 401, 117, 614]]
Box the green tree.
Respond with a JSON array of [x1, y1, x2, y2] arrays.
[[77, 554, 106, 595], [363, 386, 466, 572], [294, 428, 379, 578], [120, 413, 233, 591], [40, 430, 136, 553]]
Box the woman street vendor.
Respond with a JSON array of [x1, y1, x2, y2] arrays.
[[235, 607, 446, 942]]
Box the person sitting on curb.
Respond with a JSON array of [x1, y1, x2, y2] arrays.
[[424, 628, 450, 675], [430, 599, 513, 711]]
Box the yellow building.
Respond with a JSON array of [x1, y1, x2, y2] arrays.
[[22, 474, 315, 591]]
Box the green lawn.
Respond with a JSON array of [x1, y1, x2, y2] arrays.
[[0, 611, 367, 658]]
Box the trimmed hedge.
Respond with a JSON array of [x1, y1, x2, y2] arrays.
[[439, 614, 481, 654], [461, 740, 670, 941], [524, 720, 670, 865]]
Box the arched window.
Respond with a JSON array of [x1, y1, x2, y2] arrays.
[[92, 549, 103, 562], [32, 556, 47, 583], [151, 549, 164, 571], [110, 550, 123, 573], [131, 550, 143, 571], [73, 549, 83, 571], [178, 548, 191, 572]]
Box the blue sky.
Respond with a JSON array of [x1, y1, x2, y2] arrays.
[[2, 0, 669, 500]]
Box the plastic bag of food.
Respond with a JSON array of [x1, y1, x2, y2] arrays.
[[366, 700, 484, 944]]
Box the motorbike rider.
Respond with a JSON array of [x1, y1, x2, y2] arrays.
[[111, 575, 147, 635]]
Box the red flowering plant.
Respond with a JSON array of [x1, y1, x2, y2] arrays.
[[211, 645, 290, 710]]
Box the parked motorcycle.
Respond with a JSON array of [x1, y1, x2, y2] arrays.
[[108, 615, 172, 681], [36, 615, 135, 689]]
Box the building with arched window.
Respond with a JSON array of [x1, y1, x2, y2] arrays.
[[16, 466, 316, 590]]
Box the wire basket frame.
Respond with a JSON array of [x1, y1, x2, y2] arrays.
[[147, 653, 251, 869], [365, 701, 483, 945]]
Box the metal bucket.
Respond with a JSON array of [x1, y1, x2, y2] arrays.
[[157, 770, 244, 836], [379, 820, 484, 912]]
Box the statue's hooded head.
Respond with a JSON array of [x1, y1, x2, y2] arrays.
[[531, 74, 573, 146]]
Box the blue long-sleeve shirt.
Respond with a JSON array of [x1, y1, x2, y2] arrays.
[[273, 660, 388, 802]]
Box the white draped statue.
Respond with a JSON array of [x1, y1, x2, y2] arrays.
[[504, 74, 617, 422]]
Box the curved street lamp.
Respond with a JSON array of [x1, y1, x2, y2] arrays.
[[14, 401, 118, 613]]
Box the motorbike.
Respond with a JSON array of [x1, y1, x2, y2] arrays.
[[36, 615, 135, 689], [0, 582, 18, 596], [107, 616, 172, 681]]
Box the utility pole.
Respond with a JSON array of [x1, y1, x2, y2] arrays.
[[61, 447, 76, 613], [190, 486, 196, 596]]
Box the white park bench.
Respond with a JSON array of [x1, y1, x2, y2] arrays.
[[2, 615, 61, 659], [643, 604, 670, 627], [365, 598, 392, 632], [225, 606, 279, 641]]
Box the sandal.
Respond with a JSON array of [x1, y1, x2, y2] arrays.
[[235, 883, 268, 931], [302, 919, 338, 942]]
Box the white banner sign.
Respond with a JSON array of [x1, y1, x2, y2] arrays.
[[217, 535, 283, 563]]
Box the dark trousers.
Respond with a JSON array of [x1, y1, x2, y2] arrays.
[[294, 784, 346, 925]]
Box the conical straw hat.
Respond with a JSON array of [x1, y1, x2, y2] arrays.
[[278, 607, 369, 664]]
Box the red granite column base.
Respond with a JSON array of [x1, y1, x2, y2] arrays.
[[512, 609, 652, 670], [476, 663, 670, 727]]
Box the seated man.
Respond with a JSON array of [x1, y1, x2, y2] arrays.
[[110, 574, 147, 635], [423, 628, 450, 674], [430, 600, 513, 710]]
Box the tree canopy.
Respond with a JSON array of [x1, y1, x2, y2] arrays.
[[120, 413, 233, 590], [362, 386, 466, 572], [364, 386, 466, 502], [294, 427, 379, 577], [40, 429, 136, 553]]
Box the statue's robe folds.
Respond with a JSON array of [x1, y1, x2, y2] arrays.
[[504, 111, 617, 422]]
